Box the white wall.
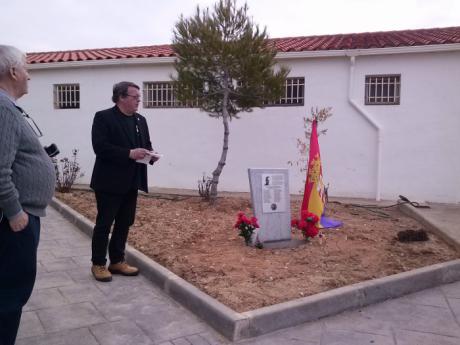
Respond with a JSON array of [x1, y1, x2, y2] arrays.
[[349, 51, 460, 203], [20, 50, 460, 203]]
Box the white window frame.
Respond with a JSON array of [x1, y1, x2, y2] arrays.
[[53, 84, 80, 109], [365, 75, 401, 105]]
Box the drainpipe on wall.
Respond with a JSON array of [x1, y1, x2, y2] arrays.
[[347, 55, 382, 201]]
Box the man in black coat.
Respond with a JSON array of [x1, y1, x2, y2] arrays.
[[90, 81, 157, 282]]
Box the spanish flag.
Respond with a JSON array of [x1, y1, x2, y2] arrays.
[[301, 119, 325, 227]]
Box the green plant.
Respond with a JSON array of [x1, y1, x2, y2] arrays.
[[172, 0, 289, 203], [53, 149, 84, 193]]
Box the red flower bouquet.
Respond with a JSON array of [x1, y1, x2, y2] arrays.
[[291, 210, 319, 239], [234, 212, 259, 246]]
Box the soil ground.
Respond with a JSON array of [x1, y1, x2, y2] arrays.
[[56, 190, 459, 312]]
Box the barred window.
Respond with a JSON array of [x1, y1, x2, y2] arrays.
[[143, 78, 305, 108], [143, 82, 175, 108], [365, 75, 400, 105], [143, 82, 197, 108], [53, 84, 80, 109], [264, 77, 305, 106]]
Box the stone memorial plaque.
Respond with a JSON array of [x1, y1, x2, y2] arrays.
[[248, 168, 291, 243], [261, 173, 286, 213]]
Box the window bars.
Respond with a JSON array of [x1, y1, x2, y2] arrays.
[[365, 75, 400, 105], [54, 84, 80, 109], [144, 77, 306, 108]]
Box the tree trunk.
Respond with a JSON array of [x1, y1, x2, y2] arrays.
[[209, 88, 230, 204]]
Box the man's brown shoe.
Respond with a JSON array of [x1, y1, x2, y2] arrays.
[[108, 261, 139, 276], [91, 265, 112, 282]]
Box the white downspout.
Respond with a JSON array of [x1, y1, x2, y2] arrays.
[[347, 56, 382, 201]]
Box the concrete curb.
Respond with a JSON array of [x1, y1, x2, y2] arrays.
[[50, 197, 460, 341]]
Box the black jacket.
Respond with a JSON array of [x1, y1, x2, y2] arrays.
[[90, 106, 152, 194]]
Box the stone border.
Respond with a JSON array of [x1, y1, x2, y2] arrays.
[[50, 197, 460, 341]]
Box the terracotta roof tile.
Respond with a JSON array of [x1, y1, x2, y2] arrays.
[[27, 26, 460, 64]]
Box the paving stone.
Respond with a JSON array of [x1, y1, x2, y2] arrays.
[[94, 276, 169, 303], [324, 308, 393, 336], [394, 329, 460, 345], [37, 239, 59, 250], [36, 261, 47, 274], [71, 254, 92, 267], [237, 321, 321, 345], [50, 246, 91, 259], [133, 303, 208, 344], [238, 333, 317, 345], [16, 311, 44, 339], [94, 274, 161, 293], [444, 297, 460, 320], [56, 237, 91, 248], [187, 334, 213, 345], [172, 338, 192, 345], [65, 266, 94, 283], [363, 298, 460, 338], [93, 293, 175, 322], [15, 327, 99, 345], [396, 286, 448, 308], [194, 331, 229, 345], [41, 257, 80, 272], [58, 282, 105, 303], [319, 329, 395, 345], [40, 225, 85, 241], [34, 271, 75, 290], [441, 281, 460, 299], [37, 302, 106, 332], [23, 288, 67, 311], [37, 249, 56, 261], [90, 320, 153, 345]]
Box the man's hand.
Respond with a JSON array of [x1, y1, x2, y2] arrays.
[[129, 148, 150, 160], [9, 211, 29, 232]]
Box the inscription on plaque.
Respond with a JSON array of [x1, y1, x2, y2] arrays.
[[262, 173, 286, 213]]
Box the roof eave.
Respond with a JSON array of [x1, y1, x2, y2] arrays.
[[27, 56, 176, 70], [275, 43, 460, 60], [27, 43, 460, 69]]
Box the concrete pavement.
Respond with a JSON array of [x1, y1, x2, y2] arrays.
[[15, 200, 460, 345]]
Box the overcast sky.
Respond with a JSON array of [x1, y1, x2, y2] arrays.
[[2, 0, 459, 53]]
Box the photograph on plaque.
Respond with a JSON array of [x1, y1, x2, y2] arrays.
[[261, 173, 286, 213]]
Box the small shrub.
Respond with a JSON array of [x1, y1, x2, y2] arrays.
[[53, 149, 84, 193], [198, 173, 213, 200]]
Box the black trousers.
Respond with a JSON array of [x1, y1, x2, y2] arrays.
[[91, 190, 138, 266], [0, 214, 40, 345]]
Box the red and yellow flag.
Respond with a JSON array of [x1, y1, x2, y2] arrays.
[[301, 119, 325, 226]]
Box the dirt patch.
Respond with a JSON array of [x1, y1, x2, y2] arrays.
[[55, 190, 459, 312]]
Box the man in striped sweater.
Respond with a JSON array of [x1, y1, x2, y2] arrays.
[[0, 45, 55, 345]]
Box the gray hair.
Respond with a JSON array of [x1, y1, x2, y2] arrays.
[[112, 81, 140, 103], [0, 45, 26, 80]]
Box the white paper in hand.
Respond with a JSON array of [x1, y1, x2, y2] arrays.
[[136, 151, 163, 164]]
